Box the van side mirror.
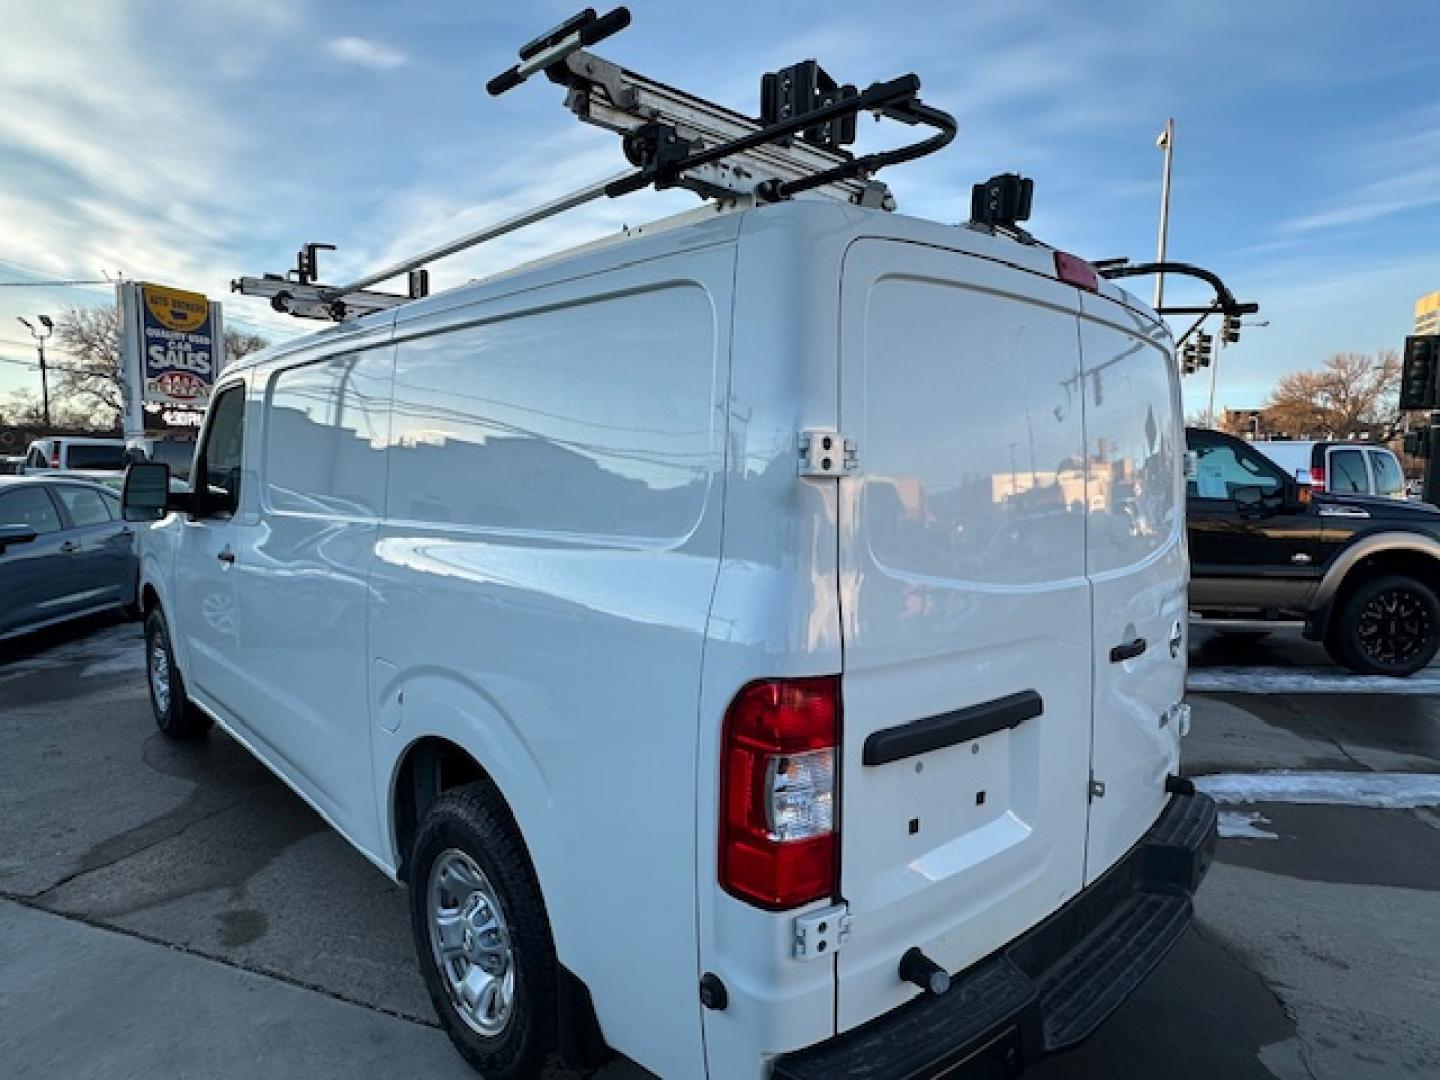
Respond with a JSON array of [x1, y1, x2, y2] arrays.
[[0, 524, 38, 553], [122, 462, 174, 521]]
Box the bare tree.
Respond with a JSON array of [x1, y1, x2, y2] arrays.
[[42, 304, 268, 427], [53, 305, 124, 425], [1261, 350, 1401, 440]]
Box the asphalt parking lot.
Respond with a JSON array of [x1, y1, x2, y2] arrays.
[[2, 616, 1439, 1079]]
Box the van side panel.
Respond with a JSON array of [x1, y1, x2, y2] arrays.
[[369, 249, 734, 1080], [230, 345, 395, 854], [836, 241, 1093, 1032]]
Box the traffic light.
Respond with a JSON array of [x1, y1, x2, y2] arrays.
[[1223, 314, 1241, 344], [1401, 335, 1440, 410], [1196, 332, 1214, 369], [1180, 341, 1198, 374]]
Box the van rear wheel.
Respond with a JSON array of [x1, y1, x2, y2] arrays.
[[144, 610, 212, 739], [409, 783, 557, 1080], [1331, 574, 1440, 677]]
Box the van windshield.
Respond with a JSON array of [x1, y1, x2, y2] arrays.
[[66, 444, 126, 470]]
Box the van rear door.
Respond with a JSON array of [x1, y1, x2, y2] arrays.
[[1078, 296, 1186, 882], [835, 240, 1093, 1031]]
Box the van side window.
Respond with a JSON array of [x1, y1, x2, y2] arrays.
[[199, 385, 247, 513], [387, 285, 715, 538], [1328, 448, 1367, 495], [265, 352, 392, 517]]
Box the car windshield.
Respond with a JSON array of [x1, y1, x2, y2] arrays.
[[66, 444, 126, 470]]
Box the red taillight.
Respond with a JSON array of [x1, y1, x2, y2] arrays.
[[1054, 251, 1099, 292], [49, 450, 60, 468], [1310, 468, 1325, 491], [720, 677, 839, 910]]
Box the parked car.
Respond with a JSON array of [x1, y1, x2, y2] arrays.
[[22, 436, 127, 473], [123, 436, 196, 481], [0, 475, 137, 641], [0, 456, 24, 475], [124, 199, 1214, 1080], [1188, 426, 1440, 675], [1255, 439, 1406, 499]]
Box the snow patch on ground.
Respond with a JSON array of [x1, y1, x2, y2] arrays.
[[1195, 770, 1440, 809], [1187, 666, 1440, 694], [1217, 810, 1278, 840]]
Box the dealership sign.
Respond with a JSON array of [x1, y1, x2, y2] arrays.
[[119, 281, 225, 436], [141, 284, 215, 408]]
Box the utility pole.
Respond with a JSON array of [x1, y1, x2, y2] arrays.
[[1154, 118, 1174, 310], [17, 315, 54, 430]]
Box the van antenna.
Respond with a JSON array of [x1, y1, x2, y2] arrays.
[[232, 6, 957, 322]]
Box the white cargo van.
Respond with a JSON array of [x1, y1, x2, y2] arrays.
[[122, 13, 1215, 1078], [124, 199, 1213, 1078]]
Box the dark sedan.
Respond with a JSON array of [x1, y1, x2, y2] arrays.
[[0, 476, 138, 641]]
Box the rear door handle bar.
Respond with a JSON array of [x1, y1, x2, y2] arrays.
[[1110, 637, 1147, 663]]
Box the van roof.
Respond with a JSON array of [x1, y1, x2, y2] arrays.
[[226, 200, 1161, 377]]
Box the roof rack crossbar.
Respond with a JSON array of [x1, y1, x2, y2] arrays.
[[236, 6, 958, 322]]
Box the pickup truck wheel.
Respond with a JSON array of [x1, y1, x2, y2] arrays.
[[144, 610, 212, 739], [1332, 574, 1440, 677], [409, 784, 556, 1080]]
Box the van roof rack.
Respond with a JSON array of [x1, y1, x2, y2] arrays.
[[233, 6, 956, 322]]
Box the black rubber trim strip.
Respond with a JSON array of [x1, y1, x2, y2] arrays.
[[863, 690, 1043, 767]]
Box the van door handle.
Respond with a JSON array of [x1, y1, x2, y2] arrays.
[[217, 547, 235, 564], [1110, 637, 1147, 663], [59, 540, 81, 554]]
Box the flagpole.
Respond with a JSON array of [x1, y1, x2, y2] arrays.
[[1154, 117, 1174, 309]]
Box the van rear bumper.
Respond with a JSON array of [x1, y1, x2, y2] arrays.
[[772, 791, 1218, 1080]]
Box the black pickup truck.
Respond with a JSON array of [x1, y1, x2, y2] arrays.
[[1187, 427, 1440, 676]]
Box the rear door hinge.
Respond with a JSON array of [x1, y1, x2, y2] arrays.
[[799, 429, 858, 478], [1089, 775, 1106, 801], [793, 902, 851, 960]]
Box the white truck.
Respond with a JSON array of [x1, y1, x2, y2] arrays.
[[122, 11, 1215, 1078]]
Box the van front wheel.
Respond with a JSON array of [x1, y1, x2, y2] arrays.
[[409, 784, 557, 1080], [144, 610, 212, 739]]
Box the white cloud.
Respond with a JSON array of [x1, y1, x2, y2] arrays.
[[326, 36, 408, 71]]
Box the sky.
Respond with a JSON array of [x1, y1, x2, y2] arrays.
[[0, 0, 1436, 419]]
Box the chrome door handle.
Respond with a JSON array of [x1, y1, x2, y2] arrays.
[[1110, 637, 1147, 663], [217, 547, 235, 564], [59, 540, 81, 553]]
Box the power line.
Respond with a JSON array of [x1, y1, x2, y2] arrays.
[[0, 280, 112, 288]]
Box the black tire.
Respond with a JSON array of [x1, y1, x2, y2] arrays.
[[144, 609, 212, 738], [409, 783, 557, 1080], [1331, 574, 1440, 677]]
